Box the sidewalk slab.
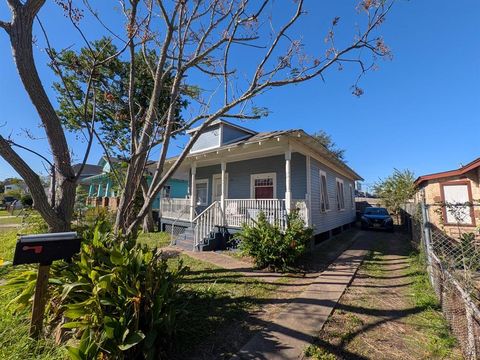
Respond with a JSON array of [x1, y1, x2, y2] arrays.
[[232, 233, 370, 360]]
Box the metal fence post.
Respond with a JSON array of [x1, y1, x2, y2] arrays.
[[421, 201, 435, 289]]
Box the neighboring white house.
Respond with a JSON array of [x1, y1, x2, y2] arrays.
[[4, 182, 28, 194], [4, 183, 21, 192]]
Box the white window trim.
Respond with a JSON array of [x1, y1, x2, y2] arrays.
[[195, 179, 209, 206], [336, 178, 345, 211], [250, 172, 277, 199], [349, 184, 355, 210], [319, 170, 330, 212], [212, 173, 229, 201]]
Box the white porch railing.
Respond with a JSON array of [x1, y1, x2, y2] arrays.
[[224, 199, 288, 230], [193, 201, 223, 248], [163, 198, 309, 249], [291, 199, 309, 226], [160, 198, 190, 221]]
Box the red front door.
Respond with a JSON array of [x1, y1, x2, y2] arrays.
[[255, 186, 274, 199]]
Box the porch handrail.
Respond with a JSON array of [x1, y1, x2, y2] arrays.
[[193, 201, 223, 249], [192, 200, 218, 222]]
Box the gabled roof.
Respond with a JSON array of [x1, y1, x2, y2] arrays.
[[72, 163, 103, 177], [415, 157, 480, 187], [167, 128, 363, 181], [186, 119, 258, 135]]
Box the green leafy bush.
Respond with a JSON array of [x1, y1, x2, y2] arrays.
[[237, 211, 313, 271], [21, 210, 48, 233], [459, 232, 480, 272], [2, 222, 186, 360], [20, 194, 33, 207]]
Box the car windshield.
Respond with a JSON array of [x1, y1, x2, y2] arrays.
[[364, 208, 389, 215]]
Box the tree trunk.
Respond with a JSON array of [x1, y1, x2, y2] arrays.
[[0, 2, 76, 231], [115, 155, 151, 234], [142, 208, 155, 233], [141, 177, 155, 233]]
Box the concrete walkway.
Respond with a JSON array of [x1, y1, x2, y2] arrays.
[[231, 233, 371, 360], [186, 250, 284, 284]]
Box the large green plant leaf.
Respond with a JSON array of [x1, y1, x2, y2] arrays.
[[118, 330, 146, 350]]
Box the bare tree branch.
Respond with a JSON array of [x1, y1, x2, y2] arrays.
[[0, 20, 11, 32], [0, 134, 66, 229]]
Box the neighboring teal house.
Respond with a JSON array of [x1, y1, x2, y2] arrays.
[[81, 157, 188, 210]]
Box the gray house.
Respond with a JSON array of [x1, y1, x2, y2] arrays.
[[160, 120, 361, 250]]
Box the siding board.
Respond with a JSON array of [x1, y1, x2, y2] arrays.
[[194, 153, 306, 200], [222, 124, 250, 144], [310, 158, 356, 234], [190, 125, 221, 152]]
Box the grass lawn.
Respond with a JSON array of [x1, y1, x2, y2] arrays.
[[136, 231, 171, 248], [168, 254, 276, 359], [0, 216, 22, 225], [0, 209, 24, 217]]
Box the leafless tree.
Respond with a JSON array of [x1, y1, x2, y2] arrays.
[[0, 0, 394, 236]]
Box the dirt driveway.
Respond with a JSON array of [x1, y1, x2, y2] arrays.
[[307, 230, 463, 360]]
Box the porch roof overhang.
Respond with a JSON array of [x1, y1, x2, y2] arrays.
[[290, 131, 363, 182], [165, 130, 363, 182], [79, 173, 109, 184]]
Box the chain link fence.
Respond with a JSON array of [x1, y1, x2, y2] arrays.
[[404, 202, 480, 359]]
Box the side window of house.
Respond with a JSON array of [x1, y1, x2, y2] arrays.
[[195, 180, 208, 205], [441, 183, 473, 225], [162, 185, 171, 198], [336, 178, 345, 210], [319, 170, 330, 212]]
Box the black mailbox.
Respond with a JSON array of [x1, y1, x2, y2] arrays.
[[13, 232, 81, 266]]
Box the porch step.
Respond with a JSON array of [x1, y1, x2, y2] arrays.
[[175, 238, 194, 251]]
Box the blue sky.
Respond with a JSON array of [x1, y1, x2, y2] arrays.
[[0, 0, 479, 189]]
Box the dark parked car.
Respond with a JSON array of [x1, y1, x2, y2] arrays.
[[361, 207, 394, 232]]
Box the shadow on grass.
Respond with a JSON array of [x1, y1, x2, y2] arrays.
[[168, 231, 435, 360]]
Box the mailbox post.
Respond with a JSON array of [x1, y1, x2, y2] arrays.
[[13, 232, 81, 338]]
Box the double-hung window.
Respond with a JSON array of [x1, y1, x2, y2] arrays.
[[336, 178, 345, 210], [195, 179, 209, 206], [319, 170, 330, 212]]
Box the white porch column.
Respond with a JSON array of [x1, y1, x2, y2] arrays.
[[190, 163, 197, 221], [285, 148, 292, 213], [97, 184, 103, 197], [105, 181, 111, 198], [221, 161, 226, 225]]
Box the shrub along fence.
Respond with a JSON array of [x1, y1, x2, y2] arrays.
[[405, 201, 480, 360]]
